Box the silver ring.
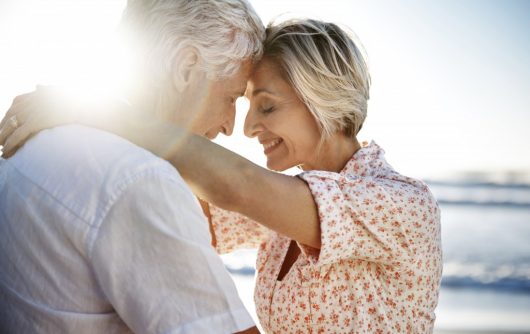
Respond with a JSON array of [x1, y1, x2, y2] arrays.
[[9, 115, 18, 129]]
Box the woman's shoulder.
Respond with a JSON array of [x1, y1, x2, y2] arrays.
[[297, 140, 438, 208]]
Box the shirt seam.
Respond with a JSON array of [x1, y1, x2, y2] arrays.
[[4, 160, 92, 224], [86, 168, 180, 261]]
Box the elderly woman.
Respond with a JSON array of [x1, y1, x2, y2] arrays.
[[0, 19, 442, 333]]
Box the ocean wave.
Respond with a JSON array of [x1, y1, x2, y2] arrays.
[[442, 261, 530, 289], [427, 181, 530, 208], [224, 256, 530, 294], [437, 199, 530, 208], [227, 267, 256, 276], [441, 275, 530, 292], [425, 180, 530, 189]]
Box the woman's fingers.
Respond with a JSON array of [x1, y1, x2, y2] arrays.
[[0, 103, 17, 132], [1, 107, 41, 157], [0, 95, 43, 155], [0, 98, 33, 147], [0, 88, 81, 157], [1, 86, 111, 157], [0, 92, 35, 131], [2, 125, 29, 158], [0, 112, 22, 147], [12, 92, 34, 106]]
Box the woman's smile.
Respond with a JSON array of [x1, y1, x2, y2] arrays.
[[262, 138, 283, 154], [245, 58, 324, 171]]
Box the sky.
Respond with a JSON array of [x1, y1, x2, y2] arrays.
[[0, 0, 529, 180]]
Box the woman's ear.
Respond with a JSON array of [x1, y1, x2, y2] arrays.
[[172, 46, 199, 93]]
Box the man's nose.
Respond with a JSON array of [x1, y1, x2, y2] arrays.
[[243, 108, 262, 138], [220, 121, 234, 136], [220, 109, 235, 136]]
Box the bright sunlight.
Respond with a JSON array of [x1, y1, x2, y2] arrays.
[[0, 1, 127, 103]]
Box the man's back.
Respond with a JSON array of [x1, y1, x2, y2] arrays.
[[0, 125, 253, 333]]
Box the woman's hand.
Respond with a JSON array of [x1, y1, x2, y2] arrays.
[[0, 87, 83, 157], [0, 86, 130, 158]]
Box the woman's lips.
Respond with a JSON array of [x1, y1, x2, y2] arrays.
[[263, 138, 283, 154]]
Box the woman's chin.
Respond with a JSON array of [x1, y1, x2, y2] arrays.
[[266, 161, 282, 172], [266, 159, 294, 172]]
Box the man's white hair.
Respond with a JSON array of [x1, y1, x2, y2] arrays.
[[121, 0, 264, 93]]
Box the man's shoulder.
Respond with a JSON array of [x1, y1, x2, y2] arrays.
[[8, 125, 188, 221], [17, 124, 175, 176]]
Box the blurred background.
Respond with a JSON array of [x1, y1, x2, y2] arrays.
[[1, 1, 529, 333]]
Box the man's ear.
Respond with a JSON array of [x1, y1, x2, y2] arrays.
[[172, 47, 199, 93]]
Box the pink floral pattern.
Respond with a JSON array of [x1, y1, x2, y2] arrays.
[[211, 142, 442, 333]]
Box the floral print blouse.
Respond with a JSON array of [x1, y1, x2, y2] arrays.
[[210, 141, 442, 334]]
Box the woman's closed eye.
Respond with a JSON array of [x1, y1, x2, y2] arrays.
[[260, 106, 275, 114]]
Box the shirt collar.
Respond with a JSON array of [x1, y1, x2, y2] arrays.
[[340, 140, 392, 178]]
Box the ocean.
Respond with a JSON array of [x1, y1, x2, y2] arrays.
[[221, 179, 530, 332]]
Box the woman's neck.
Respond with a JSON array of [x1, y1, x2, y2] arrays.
[[302, 135, 361, 173]]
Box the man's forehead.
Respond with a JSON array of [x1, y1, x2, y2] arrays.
[[214, 60, 254, 97], [227, 80, 247, 96], [231, 68, 253, 92], [237, 60, 255, 80]]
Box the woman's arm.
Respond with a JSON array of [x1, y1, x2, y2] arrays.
[[207, 203, 272, 254], [0, 91, 321, 248], [139, 118, 321, 249]]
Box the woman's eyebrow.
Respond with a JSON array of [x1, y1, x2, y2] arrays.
[[244, 87, 276, 99], [250, 88, 275, 97]]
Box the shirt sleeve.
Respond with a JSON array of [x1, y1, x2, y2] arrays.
[[209, 204, 271, 255], [297, 171, 437, 268], [89, 170, 254, 334]]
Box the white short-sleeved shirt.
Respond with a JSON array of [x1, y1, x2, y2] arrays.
[[0, 125, 254, 334], [210, 141, 442, 333]]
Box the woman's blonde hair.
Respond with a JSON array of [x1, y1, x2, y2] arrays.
[[264, 19, 370, 139]]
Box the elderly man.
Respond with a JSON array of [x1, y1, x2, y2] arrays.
[[0, 1, 264, 333]]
